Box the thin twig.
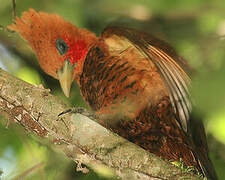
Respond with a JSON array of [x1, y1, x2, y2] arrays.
[[12, 0, 16, 18], [0, 0, 16, 33]]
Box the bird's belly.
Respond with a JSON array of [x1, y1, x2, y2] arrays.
[[103, 95, 198, 171]]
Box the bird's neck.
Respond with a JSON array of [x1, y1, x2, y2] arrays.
[[73, 28, 98, 83]]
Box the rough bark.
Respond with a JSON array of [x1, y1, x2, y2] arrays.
[[0, 68, 201, 180]]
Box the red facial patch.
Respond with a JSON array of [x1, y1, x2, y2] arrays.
[[64, 37, 88, 65]]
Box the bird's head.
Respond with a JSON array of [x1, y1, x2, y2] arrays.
[[8, 9, 97, 97]]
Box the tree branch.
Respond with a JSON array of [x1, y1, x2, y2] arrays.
[[0, 68, 200, 180]]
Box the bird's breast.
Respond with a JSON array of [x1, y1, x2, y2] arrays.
[[80, 44, 168, 121]]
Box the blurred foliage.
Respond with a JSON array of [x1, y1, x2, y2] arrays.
[[0, 0, 225, 179]]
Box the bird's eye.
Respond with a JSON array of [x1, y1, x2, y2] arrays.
[[55, 38, 69, 55]]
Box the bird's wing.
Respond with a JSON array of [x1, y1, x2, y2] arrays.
[[101, 26, 192, 134]]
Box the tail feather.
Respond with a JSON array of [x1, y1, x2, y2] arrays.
[[190, 116, 218, 180], [196, 151, 218, 180]]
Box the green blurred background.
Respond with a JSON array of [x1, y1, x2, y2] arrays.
[[0, 0, 225, 179]]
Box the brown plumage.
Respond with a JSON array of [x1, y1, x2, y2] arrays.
[[8, 9, 217, 179]]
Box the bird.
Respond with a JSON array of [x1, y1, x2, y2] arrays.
[[8, 9, 218, 179]]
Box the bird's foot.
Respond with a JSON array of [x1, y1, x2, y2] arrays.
[[58, 107, 98, 120]]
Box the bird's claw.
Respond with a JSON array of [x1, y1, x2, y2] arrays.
[[58, 107, 97, 120], [58, 109, 72, 117]]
